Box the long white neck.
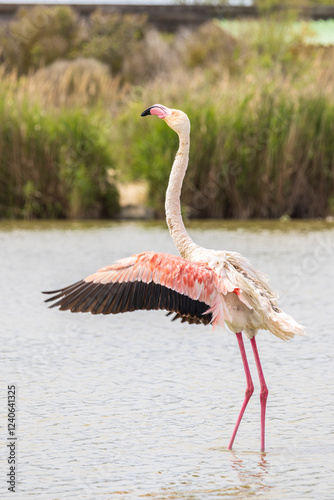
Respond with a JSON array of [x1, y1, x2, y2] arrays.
[[165, 132, 198, 259]]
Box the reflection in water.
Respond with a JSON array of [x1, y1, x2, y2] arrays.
[[229, 450, 271, 495]]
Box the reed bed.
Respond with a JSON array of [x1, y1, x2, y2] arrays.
[[116, 75, 334, 218], [0, 96, 119, 219], [0, 6, 333, 219], [17, 59, 128, 110]]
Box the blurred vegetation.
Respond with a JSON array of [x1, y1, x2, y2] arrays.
[[118, 87, 334, 218], [254, 0, 334, 12], [0, 98, 119, 219], [80, 10, 147, 78], [0, 5, 333, 219], [0, 6, 81, 75]]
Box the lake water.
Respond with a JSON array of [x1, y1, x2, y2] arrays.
[[0, 219, 333, 499]]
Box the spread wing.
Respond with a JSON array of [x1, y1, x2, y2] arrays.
[[43, 251, 226, 327]]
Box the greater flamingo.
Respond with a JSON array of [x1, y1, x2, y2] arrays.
[[44, 104, 304, 452]]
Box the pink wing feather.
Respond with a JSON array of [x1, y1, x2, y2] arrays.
[[44, 252, 226, 327]]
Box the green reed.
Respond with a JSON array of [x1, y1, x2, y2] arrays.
[[0, 96, 119, 219], [0, 7, 334, 219], [118, 84, 334, 219]]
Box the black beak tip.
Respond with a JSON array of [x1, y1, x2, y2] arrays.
[[141, 106, 153, 117]]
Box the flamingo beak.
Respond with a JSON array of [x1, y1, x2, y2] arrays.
[[141, 104, 172, 119]]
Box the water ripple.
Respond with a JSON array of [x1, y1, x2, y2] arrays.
[[1, 220, 333, 499]]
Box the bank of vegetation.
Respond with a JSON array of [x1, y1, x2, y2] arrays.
[[0, 5, 333, 219]]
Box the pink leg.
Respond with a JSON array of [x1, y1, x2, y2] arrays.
[[250, 337, 268, 452], [228, 332, 254, 450]]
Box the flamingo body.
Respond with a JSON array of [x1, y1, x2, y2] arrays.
[[45, 249, 303, 341], [44, 104, 304, 452]]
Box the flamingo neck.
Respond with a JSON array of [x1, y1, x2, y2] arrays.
[[165, 133, 197, 259]]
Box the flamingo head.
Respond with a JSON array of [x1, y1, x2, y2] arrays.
[[141, 104, 190, 135]]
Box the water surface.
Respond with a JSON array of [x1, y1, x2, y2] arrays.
[[0, 220, 333, 499]]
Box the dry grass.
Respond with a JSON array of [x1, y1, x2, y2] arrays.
[[16, 58, 129, 109], [0, 10, 334, 219], [117, 72, 334, 218]]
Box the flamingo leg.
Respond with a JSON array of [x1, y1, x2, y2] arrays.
[[250, 336, 268, 452], [228, 332, 254, 450]]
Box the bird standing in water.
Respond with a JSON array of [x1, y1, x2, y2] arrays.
[[44, 104, 304, 452]]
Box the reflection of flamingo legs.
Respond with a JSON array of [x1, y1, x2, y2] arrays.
[[228, 333, 268, 452], [228, 332, 254, 450], [251, 337, 268, 452], [229, 450, 270, 491]]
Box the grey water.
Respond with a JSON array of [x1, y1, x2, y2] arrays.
[[0, 219, 333, 499]]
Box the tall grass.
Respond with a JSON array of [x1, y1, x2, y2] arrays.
[[117, 78, 334, 218], [0, 95, 119, 219], [17, 58, 127, 109], [0, 7, 334, 219]]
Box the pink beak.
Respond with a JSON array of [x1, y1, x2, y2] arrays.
[[141, 104, 172, 119]]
